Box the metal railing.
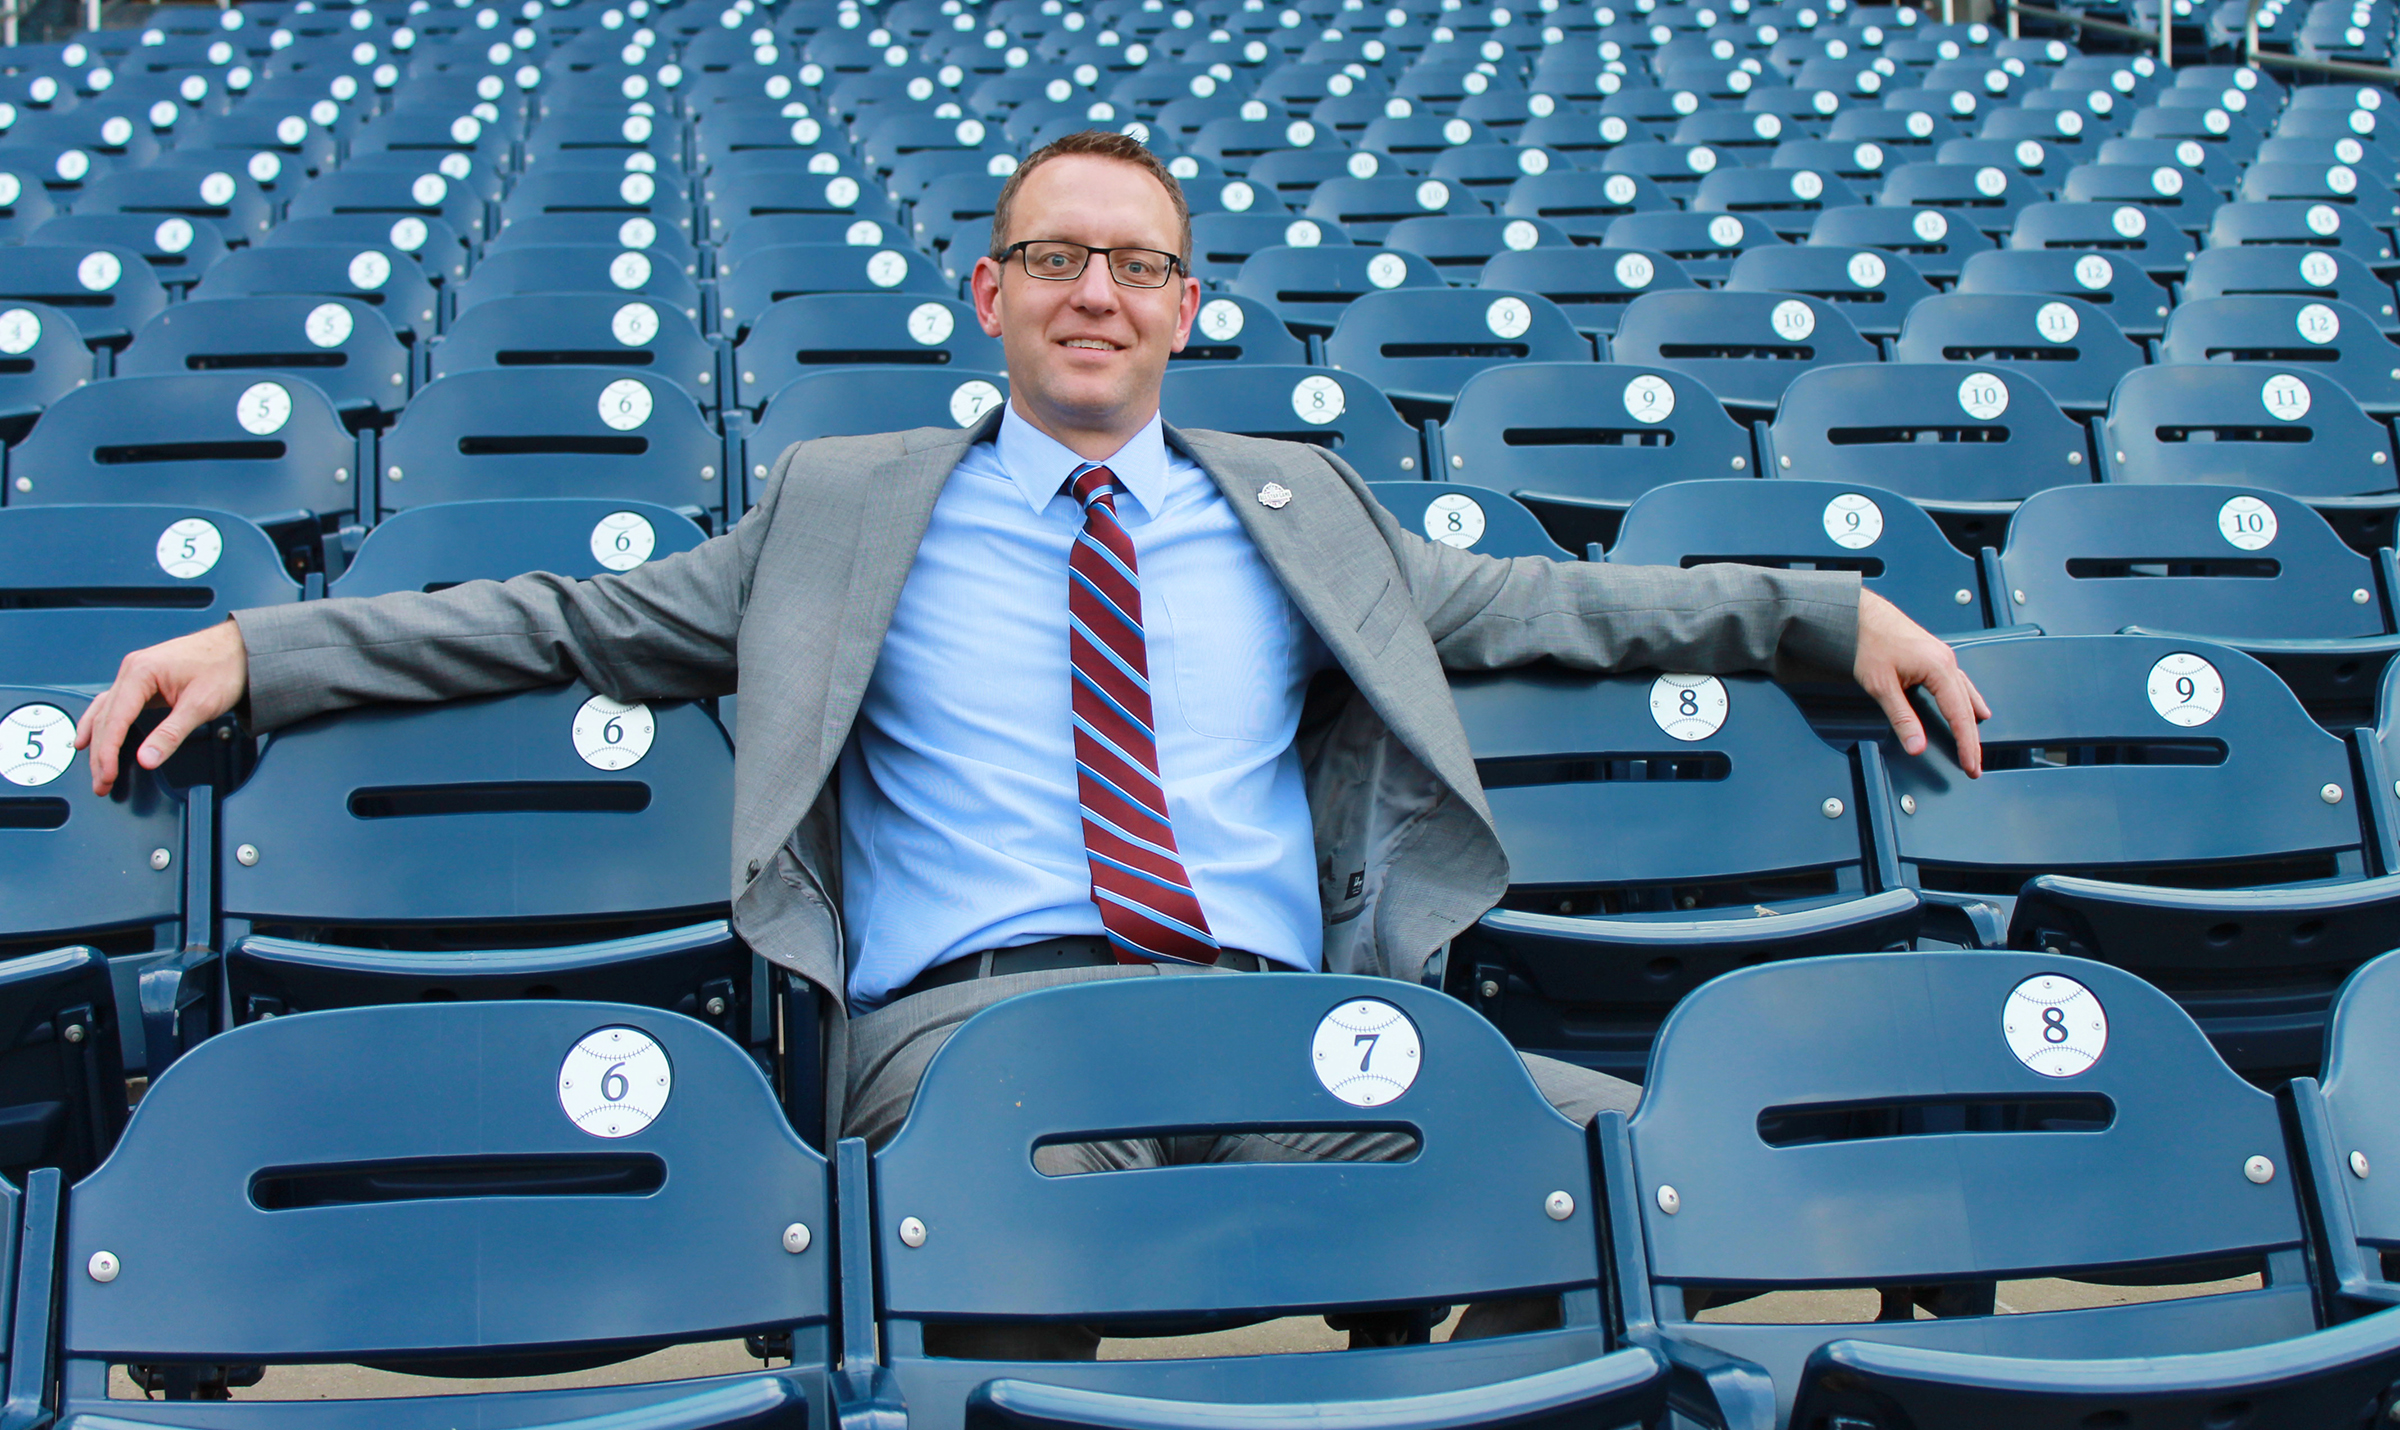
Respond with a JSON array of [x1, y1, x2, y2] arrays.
[[1999, 0, 2400, 86]]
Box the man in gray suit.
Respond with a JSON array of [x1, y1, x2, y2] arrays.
[[76, 130, 1985, 1161]]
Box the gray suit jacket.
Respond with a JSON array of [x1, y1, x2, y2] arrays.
[[236, 411, 1860, 1018]]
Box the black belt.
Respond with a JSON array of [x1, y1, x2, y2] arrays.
[[894, 936, 1266, 1003]]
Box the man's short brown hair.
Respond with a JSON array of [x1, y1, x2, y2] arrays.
[[987, 129, 1193, 265]]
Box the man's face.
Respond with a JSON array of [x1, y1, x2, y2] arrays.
[[972, 154, 1200, 447]]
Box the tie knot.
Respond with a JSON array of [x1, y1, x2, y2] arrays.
[[1069, 463, 1120, 508]]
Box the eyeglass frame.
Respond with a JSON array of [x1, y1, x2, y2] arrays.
[[994, 239, 1189, 289]]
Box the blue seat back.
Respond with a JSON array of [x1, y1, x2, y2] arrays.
[[1877, 159, 2044, 232], [6, 373, 356, 521], [1160, 363, 1424, 479], [454, 244, 705, 321], [1443, 361, 1753, 505], [432, 293, 721, 408], [744, 368, 1007, 507], [0, 299, 91, 425], [118, 296, 409, 420], [1764, 360, 2091, 502], [1174, 291, 1308, 365], [1890, 291, 2143, 414], [716, 242, 948, 332], [191, 242, 443, 345], [1600, 209, 1785, 282], [0, 242, 165, 346], [1324, 287, 1589, 406], [0, 944, 123, 1180], [2064, 159, 2227, 231], [1808, 201, 1997, 281], [1886, 635, 2365, 884], [1722, 243, 1936, 337], [2155, 295, 2400, 412], [2100, 362, 2397, 497], [2208, 198, 2396, 268], [487, 209, 703, 272], [2313, 948, 2400, 1271], [731, 293, 999, 411], [1612, 478, 1986, 631], [262, 214, 471, 287], [0, 685, 185, 954], [1367, 481, 1572, 559], [1476, 245, 1696, 338], [63, 1000, 827, 1363], [1954, 247, 2176, 337], [31, 213, 230, 288], [1229, 243, 1445, 334], [379, 368, 724, 515], [331, 498, 709, 598], [286, 166, 488, 241], [1611, 289, 1878, 412], [505, 167, 698, 236], [2181, 247, 2399, 332], [876, 975, 1598, 1322], [69, 163, 275, 243]]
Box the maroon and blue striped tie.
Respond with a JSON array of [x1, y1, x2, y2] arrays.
[[1066, 462, 1221, 966]]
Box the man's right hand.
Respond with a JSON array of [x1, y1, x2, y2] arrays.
[[73, 618, 249, 797]]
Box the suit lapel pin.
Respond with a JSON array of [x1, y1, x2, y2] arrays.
[[1257, 482, 1293, 509]]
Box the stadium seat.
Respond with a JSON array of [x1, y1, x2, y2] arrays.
[[730, 293, 998, 412], [1365, 480, 1574, 560], [1953, 247, 2176, 338], [841, 974, 1668, 1425], [1875, 160, 2045, 235], [741, 369, 1009, 507], [118, 296, 410, 425], [1605, 949, 2400, 1430], [190, 243, 442, 348], [1723, 244, 1937, 339], [30, 213, 231, 292], [2062, 159, 2228, 233], [1302, 174, 1489, 243], [505, 165, 698, 237], [68, 162, 275, 244], [1229, 244, 1445, 336], [434, 294, 723, 411], [1610, 478, 1989, 632], [715, 243, 949, 336], [2154, 295, 2400, 417], [1600, 210, 1786, 285], [1692, 165, 1865, 242], [2289, 947, 2400, 1312], [1323, 287, 1589, 409], [377, 368, 724, 519], [1884, 634, 2400, 1073], [1610, 290, 1878, 415], [330, 498, 710, 598], [1379, 214, 1570, 280], [1502, 170, 1676, 243], [454, 243, 706, 323], [1808, 201, 1998, 282], [2208, 199, 2397, 271], [0, 945, 125, 1184], [47, 999, 830, 1405], [1160, 364, 1424, 479], [1889, 292, 2143, 416], [2007, 199, 2199, 279], [488, 210, 704, 275], [1772, 138, 1897, 201], [0, 299, 89, 437], [1445, 666, 1920, 1077], [1188, 212, 1346, 286], [2180, 244, 2400, 331], [1476, 245, 1696, 340], [5, 372, 359, 534], [2240, 160, 2400, 226], [0, 243, 165, 348], [261, 213, 473, 289], [1172, 293, 1307, 365]]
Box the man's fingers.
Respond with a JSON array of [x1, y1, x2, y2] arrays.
[[137, 697, 201, 771], [81, 684, 136, 796], [1931, 668, 1984, 778], [1872, 679, 1927, 755]]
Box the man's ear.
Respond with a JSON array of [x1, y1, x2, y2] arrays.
[[1168, 271, 1200, 353], [970, 255, 1005, 338]]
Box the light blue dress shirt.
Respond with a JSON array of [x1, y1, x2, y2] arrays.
[[839, 405, 1334, 1010]]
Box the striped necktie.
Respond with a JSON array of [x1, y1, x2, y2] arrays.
[[1066, 462, 1221, 966]]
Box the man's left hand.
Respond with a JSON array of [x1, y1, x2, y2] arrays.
[[1853, 590, 1990, 778]]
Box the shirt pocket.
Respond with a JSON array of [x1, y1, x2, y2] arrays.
[[1156, 584, 1307, 743]]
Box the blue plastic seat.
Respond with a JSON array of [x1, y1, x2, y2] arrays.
[[1722, 243, 1935, 339], [1365, 480, 1573, 559], [68, 162, 275, 245], [1808, 201, 1997, 282], [434, 293, 724, 411], [1446, 666, 1920, 1077], [2008, 198, 2201, 278], [0, 243, 165, 348], [2096, 133, 2247, 193], [1889, 291, 2142, 416], [503, 164, 697, 239], [488, 208, 704, 273], [1953, 246, 2175, 338], [1476, 245, 1696, 339], [742, 369, 1009, 508], [1301, 174, 1488, 243], [2155, 294, 2400, 417], [1174, 293, 1307, 365], [2062, 158, 2228, 232], [378, 368, 724, 519], [2209, 199, 2398, 272], [2241, 160, 2400, 226], [838, 974, 1668, 1430], [1601, 209, 1787, 284], [1610, 289, 1877, 415], [715, 243, 948, 337], [286, 165, 489, 244], [331, 498, 708, 599], [262, 212, 471, 288], [1503, 169, 1677, 244], [1160, 363, 1424, 479], [1692, 164, 1865, 241], [1188, 212, 1345, 286], [454, 242, 706, 325], [0, 945, 125, 1182], [29, 212, 229, 292], [44, 999, 829, 1407], [1876, 159, 2043, 234], [1884, 634, 2400, 1072], [0, 299, 90, 437], [1229, 243, 1444, 336], [1379, 213, 1569, 280], [118, 296, 409, 424], [730, 293, 998, 413], [1771, 137, 1896, 200], [2290, 947, 2400, 1312], [1324, 287, 1589, 409], [2181, 244, 2400, 332], [1611, 477, 1988, 631], [191, 242, 442, 346], [1606, 949, 2400, 1430], [1991, 483, 2399, 718]]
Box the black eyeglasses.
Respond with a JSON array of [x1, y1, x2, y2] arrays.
[[997, 239, 1186, 288]]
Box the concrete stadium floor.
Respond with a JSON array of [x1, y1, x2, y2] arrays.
[[101, 1277, 2260, 1400]]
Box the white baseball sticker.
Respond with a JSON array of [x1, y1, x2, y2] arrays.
[[2302, 250, 2341, 287], [1912, 209, 1949, 241], [303, 302, 352, 348], [1197, 298, 1244, 342], [1686, 146, 1717, 174], [0, 174, 18, 208], [597, 378, 653, 431], [2112, 204, 2147, 238], [2309, 203, 2342, 236], [77, 251, 120, 292], [572, 694, 655, 769], [609, 250, 652, 290], [1219, 180, 1255, 212], [1292, 374, 1346, 424], [1823, 492, 1883, 549], [0, 308, 38, 355], [826, 176, 861, 207], [1366, 252, 1408, 289], [907, 302, 955, 347], [2298, 303, 2340, 344], [199, 171, 236, 206], [1285, 220, 1323, 247], [156, 517, 222, 578], [591, 510, 657, 570], [1415, 179, 1450, 210], [236, 381, 291, 435], [620, 217, 658, 249], [2178, 141, 2205, 169], [866, 250, 907, 288], [2262, 373, 2312, 421], [611, 302, 659, 347], [2330, 164, 2359, 195], [558, 1025, 672, 1136], [2035, 301, 2079, 343], [1422, 492, 1486, 548], [101, 116, 131, 147], [1770, 299, 1815, 341], [411, 173, 448, 206], [845, 221, 884, 246], [1708, 214, 1746, 247], [349, 249, 391, 289], [2218, 494, 2276, 550], [1, 704, 74, 788], [1974, 165, 2008, 197], [620, 172, 656, 205], [2151, 165, 2184, 196], [1614, 252, 1655, 289], [1650, 673, 1729, 740], [390, 217, 428, 252], [1604, 174, 1638, 206], [55, 150, 88, 184], [1502, 219, 1541, 251], [2148, 651, 2225, 726], [2003, 973, 2108, 1077], [1310, 998, 1420, 1107], [1846, 250, 1886, 287], [1518, 148, 1550, 176], [153, 218, 193, 255], [2074, 253, 2114, 290], [1855, 142, 1887, 172], [1347, 151, 1380, 179], [2016, 140, 2046, 168], [1792, 170, 1825, 200], [1625, 373, 1675, 422], [949, 378, 1002, 426], [1485, 296, 1532, 340], [1957, 370, 2009, 421]]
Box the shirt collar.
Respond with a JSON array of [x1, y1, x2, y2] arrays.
[[996, 402, 1172, 519]]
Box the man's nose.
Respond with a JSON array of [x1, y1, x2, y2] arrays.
[[1067, 256, 1119, 308]]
